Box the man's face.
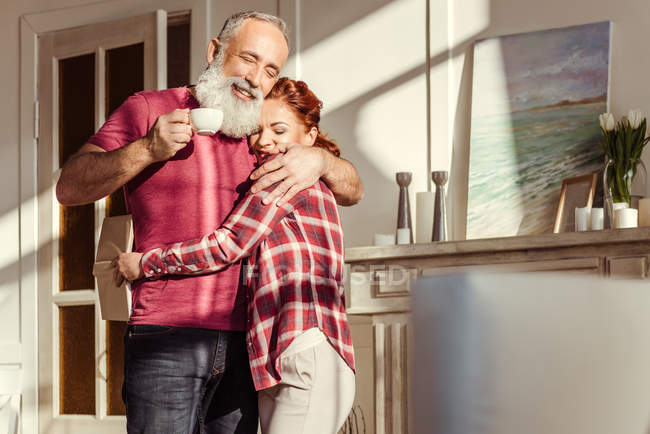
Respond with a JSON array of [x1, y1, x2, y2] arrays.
[[220, 19, 289, 98], [194, 19, 289, 138]]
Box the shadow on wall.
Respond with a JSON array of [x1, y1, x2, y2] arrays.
[[320, 46, 486, 246], [321, 61, 428, 247], [289, 0, 440, 246], [296, 0, 395, 52], [288, 0, 491, 247]]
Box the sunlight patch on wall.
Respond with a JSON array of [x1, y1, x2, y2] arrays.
[[300, 0, 425, 114], [471, 38, 512, 117], [0, 200, 20, 342], [355, 74, 428, 188], [0, 208, 19, 279]]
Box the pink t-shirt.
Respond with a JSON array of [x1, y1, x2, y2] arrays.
[[88, 87, 257, 330]]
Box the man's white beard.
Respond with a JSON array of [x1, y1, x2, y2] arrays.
[[194, 55, 263, 138]]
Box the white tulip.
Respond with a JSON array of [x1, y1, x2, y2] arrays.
[[599, 113, 615, 131], [628, 109, 644, 129]]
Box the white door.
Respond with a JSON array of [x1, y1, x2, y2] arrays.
[[36, 11, 166, 433]]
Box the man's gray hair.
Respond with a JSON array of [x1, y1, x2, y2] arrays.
[[218, 11, 289, 48]]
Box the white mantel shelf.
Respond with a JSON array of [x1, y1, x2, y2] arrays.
[[343, 227, 650, 434], [345, 227, 650, 263]]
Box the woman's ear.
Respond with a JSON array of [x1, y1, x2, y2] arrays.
[[206, 38, 222, 64], [306, 127, 318, 146]]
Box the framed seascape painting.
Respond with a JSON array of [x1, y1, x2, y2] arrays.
[[467, 21, 610, 239]]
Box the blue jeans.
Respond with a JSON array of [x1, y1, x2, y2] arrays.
[[123, 325, 258, 434]]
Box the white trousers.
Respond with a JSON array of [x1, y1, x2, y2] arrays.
[[258, 328, 356, 434]]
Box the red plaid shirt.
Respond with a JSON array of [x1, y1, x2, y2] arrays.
[[141, 180, 354, 390]]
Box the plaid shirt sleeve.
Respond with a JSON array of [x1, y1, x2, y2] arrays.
[[141, 188, 309, 278]]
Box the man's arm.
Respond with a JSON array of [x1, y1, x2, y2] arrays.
[[319, 150, 364, 206], [250, 144, 363, 207], [56, 109, 192, 206], [57, 141, 150, 205]]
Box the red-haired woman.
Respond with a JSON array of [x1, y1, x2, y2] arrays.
[[115, 78, 355, 433]]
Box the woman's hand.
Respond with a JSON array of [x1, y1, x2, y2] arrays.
[[112, 252, 145, 286]]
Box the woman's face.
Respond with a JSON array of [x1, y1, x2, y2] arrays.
[[249, 98, 317, 162]]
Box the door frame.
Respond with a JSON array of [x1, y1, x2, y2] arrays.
[[19, 1, 209, 432]]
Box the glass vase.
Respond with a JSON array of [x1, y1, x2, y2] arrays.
[[603, 156, 648, 228]]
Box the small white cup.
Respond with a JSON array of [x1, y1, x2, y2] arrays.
[[574, 207, 591, 232], [190, 108, 223, 136], [397, 228, 411, 244], [373, 233, 395, 246], [614, 208, 638, 229], [590, 208, 604, 230]]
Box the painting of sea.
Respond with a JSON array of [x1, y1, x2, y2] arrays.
[[467, 21, 609, 239]]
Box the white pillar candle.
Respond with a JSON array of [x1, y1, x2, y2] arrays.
[[639, 198, 650, 227], [416, 191, 435, 243], [614, 208, 638, 229], [373, 233, 395, 246], [590, 208, 604, 230], [574, 207, 591, 231], [610, 202, 629, 230], [397, 228, 411, 245]]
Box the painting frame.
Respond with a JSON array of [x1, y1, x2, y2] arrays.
[[553, 173, 598, 233], [466, 21, 611, 239]]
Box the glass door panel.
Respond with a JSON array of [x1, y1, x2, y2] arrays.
[[38, 10, 167, 433], [58, 53, 95, 292], [59, 305, 96, 415], [106, 43, 144, 116], [167, 12, 191, 88], [106, 321, 127, 415]]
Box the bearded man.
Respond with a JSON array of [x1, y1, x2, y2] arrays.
[[56, 11, 362, 434]]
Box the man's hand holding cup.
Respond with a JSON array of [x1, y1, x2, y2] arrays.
[[144, 108, 193, 162]]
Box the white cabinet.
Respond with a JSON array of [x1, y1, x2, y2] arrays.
[[344, 228, 650, 433]]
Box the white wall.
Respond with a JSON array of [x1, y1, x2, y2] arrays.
[[280, 0, 650, 244], [276, 0, 450, 247], [448, 0, 650, 239], [211, 0, 279, 63], [280, 0, 433, 247]]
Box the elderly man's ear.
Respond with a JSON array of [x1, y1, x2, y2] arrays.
[[206, 38, 222, 64]]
